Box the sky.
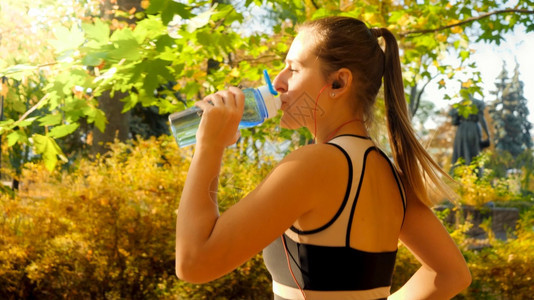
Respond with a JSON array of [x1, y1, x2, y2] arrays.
[[423, 28, 534, 125]]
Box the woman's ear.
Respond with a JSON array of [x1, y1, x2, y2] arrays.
[[330, 68, 352, 98]]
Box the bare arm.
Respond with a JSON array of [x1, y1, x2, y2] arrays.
[[175, 87, 346, 283], [389, 188, 471, 299]]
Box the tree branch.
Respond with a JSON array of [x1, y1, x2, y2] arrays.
[[400, 9, 534, 37], [309, 0, 319, 10], [12, 94, 50, 128]]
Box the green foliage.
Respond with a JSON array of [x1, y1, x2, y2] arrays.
[[451, 151, 534, 208], [2, 0, 533, 171], [489, 64, 533, 157], [1, 0, 300, 170], [464, 210, 534, 298]]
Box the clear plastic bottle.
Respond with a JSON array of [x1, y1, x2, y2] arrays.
[[169, 85, 280, 148]]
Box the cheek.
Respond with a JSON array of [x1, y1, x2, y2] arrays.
[[280, 92, 317, 129]]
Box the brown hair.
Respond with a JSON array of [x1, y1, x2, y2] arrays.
[[300, 16, 456, 206]]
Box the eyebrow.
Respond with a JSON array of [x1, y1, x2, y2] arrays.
[[285, 58, 303, 65]]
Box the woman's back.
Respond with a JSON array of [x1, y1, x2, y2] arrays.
[[263, 135, 405, 299]]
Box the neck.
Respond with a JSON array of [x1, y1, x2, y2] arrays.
[[315, 118, 367, 144]]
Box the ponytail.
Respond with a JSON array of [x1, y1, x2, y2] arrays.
[[378, 28, 457, 206], [302, 18, 456, 206]]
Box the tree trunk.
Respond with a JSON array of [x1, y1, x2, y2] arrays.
[[91, 0, 142, 155], [92, 91, 131, 154]]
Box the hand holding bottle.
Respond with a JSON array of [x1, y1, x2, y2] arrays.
[[194, 87, 245, 150], [168, 70, 280, 148]]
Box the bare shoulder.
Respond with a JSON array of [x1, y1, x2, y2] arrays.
[[253, 143, 350, 210], [277, 143, 350, 178], [266, 143, 351, 230]]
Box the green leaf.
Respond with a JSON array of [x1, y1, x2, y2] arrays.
[[49, 25, 85, 54], [147, 59, 173, 81], [187, 5, 216, 33], [7, 131, 21, 147], [109, 29, 141, 61], [49, 123, 80, 139], [0, 64, 37, 79], [0, 119, 15, 134], [17, 117, 38, 128], [93, 109, 107, 133], [213, 4, 243, 25], [155, 35, 175, 53], [143, 74, 159, 96], [31, 134, 66, 171], [149, 0, 193, 25], [38, 114, 63, 126], [460, 50, 470, 61], [82, 51, 108, 66], [82, 18, 110, 44], [196, 30, 214, 47], [12, 99, 27, 113], [145, 0, 165, 14], [121, 93, 139, 113], [134, 16, 167, 44]]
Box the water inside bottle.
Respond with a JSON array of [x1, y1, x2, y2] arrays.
[[240, 88, 264, 127], [169, 106, 202, 148]]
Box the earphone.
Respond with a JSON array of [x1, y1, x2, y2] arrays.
[[332, 81, 341, 89]]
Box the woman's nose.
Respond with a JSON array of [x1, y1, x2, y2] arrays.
[[272, 69, 287, 94]]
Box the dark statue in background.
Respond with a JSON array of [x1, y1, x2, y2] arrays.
[[450, 95, 490, 166]]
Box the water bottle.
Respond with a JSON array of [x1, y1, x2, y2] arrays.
[[169, 71, 280, 148]]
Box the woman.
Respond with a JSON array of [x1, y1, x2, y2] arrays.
[[175, 16, 471, 299]]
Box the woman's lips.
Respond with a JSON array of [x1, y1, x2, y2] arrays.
[[279, 96, 288, 110]]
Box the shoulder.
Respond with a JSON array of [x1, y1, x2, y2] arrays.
[[364, 148, 395, 170], [265, 143, 350, 200], [246, 143, 350, 218], [280, 143, 349, 173]]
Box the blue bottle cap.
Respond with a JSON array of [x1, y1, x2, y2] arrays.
[[263, 69, 278, 96]]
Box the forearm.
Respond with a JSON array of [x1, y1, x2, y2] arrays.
[[395, 188, 472, 299], [175, 147, 224, 265], [389, 265, 467, 300]]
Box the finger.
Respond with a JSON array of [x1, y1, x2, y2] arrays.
[[215, 90, 236, 108], [206, 93, 225, 107], [194, 100, 212, 111], [228, 86, 245, 111]]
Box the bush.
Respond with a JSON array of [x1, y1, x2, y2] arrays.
[[1, 136, 533, 299], [0, 136, 274, 299], [463, 209, 534, 299]]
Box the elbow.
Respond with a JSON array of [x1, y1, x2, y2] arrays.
[[175, 259, 208, 284], [175, 252, 216, 284], [439, 265, 472, 295], [457, 266, 472, 292], [452, 259, 472, 292]]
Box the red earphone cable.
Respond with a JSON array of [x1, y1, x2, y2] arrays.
[[313, 84, 362, 143], [281, 235, 306, 300], [313, 84, 330, 144]]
